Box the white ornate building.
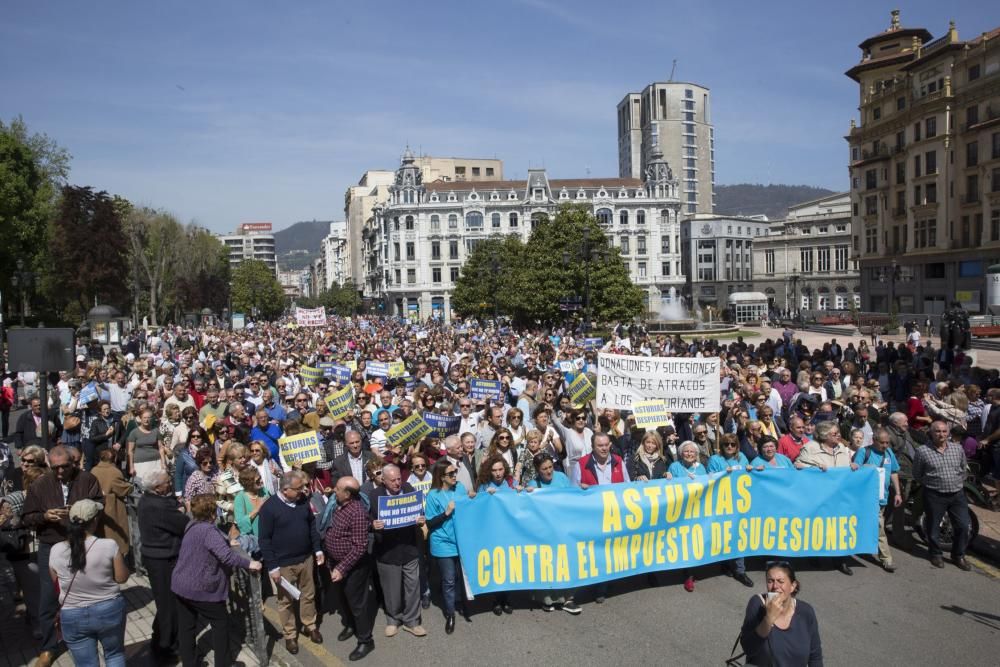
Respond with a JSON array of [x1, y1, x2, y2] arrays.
[[364, 148, 685, 320]]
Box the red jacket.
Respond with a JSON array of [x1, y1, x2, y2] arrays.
[[578, 453, 625, 486]]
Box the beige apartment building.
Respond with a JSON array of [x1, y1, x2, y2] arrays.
[[618, 81, 715, 215], [846, 11, 1000, 315]]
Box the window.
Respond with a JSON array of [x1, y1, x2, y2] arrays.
[[638, 262, 647, 278], [801, 295, 811, 310], [926, 183, 937, 204], [865, 196, 878, 215], [967, 141, 979, 167], [448, 214, 458, 229], [967, 105, 979, 127], [800, 248, 813, 273], [994, 132, 1000, 160], [406, 242, 415, 261], [661, 262, 671, 276], [619, 210, 629, 225], [926, 117, 936, 138], [925, 151, 937, 174], [636, 235, 647, 255], [661, 234, 671, 254], [449, 240, 459, 259], [835, 246, 849, 272], [637, 210, 645, 225], [472, 167, 480, 176], [924, 263, 945, 279], [836, 224, 847, 233], [896, 161, 905, 184], [896, 189, 905, 213], [486, 167, 494, 177], [865, 169, 877, 190], [896, 96, 906, 111], [865, 228, 877, 253], [394, 269, 401, 285], [393, 243, 400, 261], [430, 214, 440, 232], [620, 236, 630, 254], [449, 266, 459, 282], [914, 154, 921, 178], [993, 167, 1000, 193], [913, 122, 921, 142], [596, 209, 612, 225], [966, 174, 979, 203], [509, 212, 518, 227], [431, 241, 441, 260], [992, 211, 1000, 241], [817, 247, 830, 272], [465, 212, 483, 230], [393, 217, 400, 231], [432, 267, 441, 283], [969, 64, 981, 81], [914, 219, 937, 248], [491, 212, 501, 229], [765, 249, 774, 274], [405, 215, 414, 230], [960, 261, 984, 278], [531, 213, 547, 230], [913, 184, 922, 206], [685, 89, 693, 99], [455, 166, 466, 178], [872, 106, 881, 121]]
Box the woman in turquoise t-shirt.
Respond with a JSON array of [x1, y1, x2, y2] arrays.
[[706, 434, 755, 590], [425, 459, 473, 634]]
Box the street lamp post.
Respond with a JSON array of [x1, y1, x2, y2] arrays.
[[789, 267, 799, 319], [877, 258, 904, 313], [10, 259, 36, 326], [563, 227, 606, 333]]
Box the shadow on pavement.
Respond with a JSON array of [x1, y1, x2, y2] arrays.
[[940, 604, 1000, 631]]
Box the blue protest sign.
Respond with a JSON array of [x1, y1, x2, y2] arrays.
[[422, 411, 461, 438], [584, 337, 603, 350], [377, 491, 425, 529], [469, 378, 503, 402], [453, 468, 879, 594], [317, 362, 351, 385], [78, 384, 99, 405]]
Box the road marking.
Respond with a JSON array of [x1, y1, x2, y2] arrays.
[[966, 554, 1000, 580], [261, 603, 347, 667]]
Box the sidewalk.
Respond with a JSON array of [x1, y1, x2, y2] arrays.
[[970, 504, 1000, 566], [0, 568, 272, 667]]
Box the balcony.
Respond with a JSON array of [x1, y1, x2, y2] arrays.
[[892, 207, 907, 218], [965, 105, 1000, 132], [961, 194, 981, 206]]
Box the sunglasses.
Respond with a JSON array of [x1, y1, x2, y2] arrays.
[[51, 463, 73, 471], [445, 470, 458, 477], [412, 464, 426, 469]]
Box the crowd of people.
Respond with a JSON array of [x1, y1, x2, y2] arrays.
[[1, 315, 995, 666]]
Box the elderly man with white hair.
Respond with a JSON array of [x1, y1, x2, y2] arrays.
[[369, 464, 428, 638], [136, 469, 190, 661]]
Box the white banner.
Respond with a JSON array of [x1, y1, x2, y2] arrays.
[[596, 353, 720, 412], [295, 306, 327, 327]]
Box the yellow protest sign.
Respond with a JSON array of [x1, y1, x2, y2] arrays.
[[388, 361, 406, 377], [568, 373, 595, 406], [346, 360, 357, 371], [386, 413, 432, 450], [632, 399, 670, 429], [278, 431, 323, 466], [300, 365, 324, 384], [324, 385, 355, 420]]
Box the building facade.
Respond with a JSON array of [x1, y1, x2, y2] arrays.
[[752, 193, 859, 314], [680, 214, 770, 315], [846, 11, 1000, 315], [218, 223, 277, 275], [322, 221, 349, 289], [618, 81, 715, 215], [364, 148, 684, 320]]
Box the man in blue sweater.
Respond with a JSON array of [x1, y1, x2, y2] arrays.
[[258, 470, 324, 654]]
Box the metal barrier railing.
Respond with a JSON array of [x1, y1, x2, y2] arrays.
[[125, 493, 268, 666]]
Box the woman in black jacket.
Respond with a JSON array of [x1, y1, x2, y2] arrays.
[[627, 431, 670, 482], [87, 401, 117, 471]]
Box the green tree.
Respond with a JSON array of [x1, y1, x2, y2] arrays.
[[0, 117, 71, 320], [124, 207, 185, 326], [451, 235, 524, 319], [231, 259, 285, 321], [319, 280, 361, 316], [515, 205, 643, 325], [45, 186, 129, 317], [171, 228, 231, 319]]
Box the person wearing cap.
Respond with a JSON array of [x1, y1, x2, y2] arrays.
[[22, 446, 105, 666], [47, 498, 130, 667]]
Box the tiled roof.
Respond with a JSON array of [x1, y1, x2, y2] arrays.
[[858, 27, 932, 51], [845, 51, 915, 82]]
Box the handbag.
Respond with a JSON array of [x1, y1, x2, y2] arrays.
[[725, 630, 746, 666], [63, 414, 82, 431]]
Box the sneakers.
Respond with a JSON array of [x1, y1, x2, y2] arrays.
[[385, 625, 398, 637], [402, 625, 427, 637], [541, 603, 555, 612], [561, 600, 583, 615]]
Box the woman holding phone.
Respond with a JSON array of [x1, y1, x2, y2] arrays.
[[739, 561, 822, 666]]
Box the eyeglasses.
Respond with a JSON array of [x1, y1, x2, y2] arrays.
[[412, 464, 426, 470], [200, 461, 213, 467], [190, 434, 204, 439], [694, 431, 707, 436], [444, 470, 458, 477], [497, 435, 510, 441]]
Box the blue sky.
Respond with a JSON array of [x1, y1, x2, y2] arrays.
[[1, 1, 990, 232]]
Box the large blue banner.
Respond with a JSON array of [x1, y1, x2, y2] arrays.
[[452, 469, 879, 594]]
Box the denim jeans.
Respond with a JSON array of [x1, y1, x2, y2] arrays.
[[60, 596, 127, 667], [435, 555, 465, 616]]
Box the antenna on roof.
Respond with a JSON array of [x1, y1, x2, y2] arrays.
[[669, 59, 677, 81]]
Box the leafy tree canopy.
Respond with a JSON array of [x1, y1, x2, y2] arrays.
[[231, 259, 285, 321]]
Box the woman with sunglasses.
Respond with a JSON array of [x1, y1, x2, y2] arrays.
[[504, 408, 526, 452], [248, 440, 281, 496], [475, 454, 515, 615], [424, 460, 473, 634], [477, 428, 516, 473], [739, 561, 822, 666], [707, 434, 755, 588], [552, 408, 593, 476], [174, 428, 209, 498]]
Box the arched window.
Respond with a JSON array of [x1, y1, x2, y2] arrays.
[[393, 217, 400, 231], [509, 212, 519, 228], [465, 212, 483, 230], [531, 212, 548, 230], [404, 190, 414, 204], [405, 215, 414, 230], [636, 210, 646, 225], [430, 214, 440, 231], [491, 212, 502, 229], [448, 214, 458, 229], [619, 210, 629, 225], [596, 208, 612, 225]]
